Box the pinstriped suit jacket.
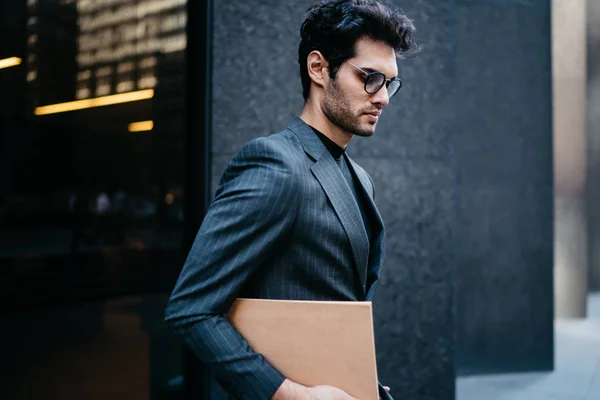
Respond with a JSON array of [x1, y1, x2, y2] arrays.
[[165, 117, 391, 399]]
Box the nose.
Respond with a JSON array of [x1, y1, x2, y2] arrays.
[[372, 85, 390, 107]]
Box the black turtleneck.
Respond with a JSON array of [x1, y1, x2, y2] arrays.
[[311, 127, 345, 161], [310, 126, 373, 247]]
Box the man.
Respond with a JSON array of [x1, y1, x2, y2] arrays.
[[165, 1, 417, 399]]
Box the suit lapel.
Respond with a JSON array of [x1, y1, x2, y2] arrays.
[[288, 118, 370, 293], [311, 158, 369, 290], [346, 157, 386, 281]]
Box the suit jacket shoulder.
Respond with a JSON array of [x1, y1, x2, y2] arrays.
[[214, 130, 304, 202]]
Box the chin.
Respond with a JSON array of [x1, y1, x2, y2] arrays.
[[353, 128, 375, 137], [353, 123, 376, 137]]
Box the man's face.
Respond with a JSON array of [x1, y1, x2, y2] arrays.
[[322, 37, 398, 137]]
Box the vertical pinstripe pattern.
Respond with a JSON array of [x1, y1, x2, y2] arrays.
[[165, 118, 389, 399]]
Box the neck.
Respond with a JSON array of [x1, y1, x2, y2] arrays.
[[299, 98, 353, 149]]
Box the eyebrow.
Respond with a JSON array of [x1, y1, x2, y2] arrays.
[[359, 66, 398, 79]]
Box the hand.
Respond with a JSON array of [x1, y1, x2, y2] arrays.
[[271, 379, 357, 400], [383, 386, 391, 393], [307, 385, 358, 400]]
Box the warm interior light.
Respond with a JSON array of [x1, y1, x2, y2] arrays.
[[0, 57, 22, 69], [34, 89, 154, 115], [128, 120, 154, 132]]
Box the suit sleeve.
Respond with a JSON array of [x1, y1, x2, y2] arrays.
[[378, 383, 394, 400], [164, 138, 298, 400]]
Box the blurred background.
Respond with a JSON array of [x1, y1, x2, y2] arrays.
[[0, 0, 598, 399]]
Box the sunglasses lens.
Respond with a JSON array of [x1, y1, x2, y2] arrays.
[[365, 73, 385, 94], [388, 79, 402, 98]]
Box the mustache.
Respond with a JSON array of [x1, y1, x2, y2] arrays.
[[363, 106, 383, 113]]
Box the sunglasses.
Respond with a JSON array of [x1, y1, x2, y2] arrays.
[[347, 61, 402, 99]]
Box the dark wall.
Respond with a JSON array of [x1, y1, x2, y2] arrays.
[[211, 0, 307, 194], [211, 0, 456, 398], [455, 0, 554, 375], [588, 0, 600, 292]]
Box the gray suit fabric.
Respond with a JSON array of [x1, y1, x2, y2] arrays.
[[165, 117, 391, 399]]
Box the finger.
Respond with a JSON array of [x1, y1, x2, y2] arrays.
[[383, 386, 391, 392]]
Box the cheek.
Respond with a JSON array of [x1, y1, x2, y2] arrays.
[[329, 79, 368, 114], [351, 94, 371, 115], [338, 85, 365, 108], [344, 85, 370, 109]]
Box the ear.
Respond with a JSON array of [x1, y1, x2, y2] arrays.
[[306, 50, 329, 90]]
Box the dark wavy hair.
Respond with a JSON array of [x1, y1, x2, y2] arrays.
[[299, 0, 418, 100]]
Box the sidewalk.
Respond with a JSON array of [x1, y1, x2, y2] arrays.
[[457, 293, 600, 400]]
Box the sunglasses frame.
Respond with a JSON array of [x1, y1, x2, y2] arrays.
[[347, 61, 402, 98]]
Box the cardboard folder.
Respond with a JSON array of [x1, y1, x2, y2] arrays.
[[227, 299, 379, 400]]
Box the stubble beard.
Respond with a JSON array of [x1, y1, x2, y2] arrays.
[[322, 79, 376, 138]]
